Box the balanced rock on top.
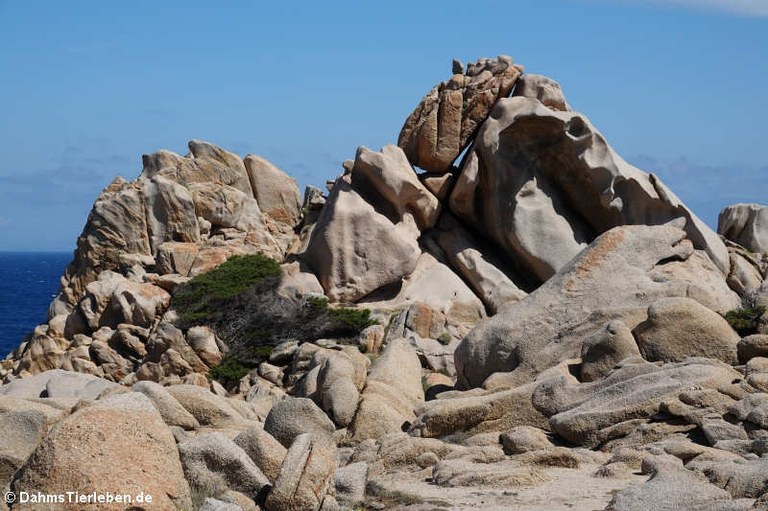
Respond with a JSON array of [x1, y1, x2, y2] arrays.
[[398, 55, 523, 173]]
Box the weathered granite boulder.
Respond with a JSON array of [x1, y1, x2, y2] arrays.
[[398, 56, 523, 173], [166, 384, 245, 428], [580, 320, 641, 382], [350, 339, 424, 441], [605, 455, 743, 511], [141, 174, 200, 253], [303, 145, 439, 302], [143, 140, 253, 196], [727, 251, 765, 297], [264, 397, 336, 448], [431, 214, 527, 314], [0, 369, 116, 400], [0, 397, 67, 483], [633, 297, 740, 364], [534, 359, 740, 447], [334, 462, 368, 508], [11, 393, 192, 510], [132, 380, 200, 430], [454, 224, 738, 389], [738, 335, 768, 364], [303, 177, 421, 302], [719, 204, 768, 254], [54, 178, 152, 307], [688, 455, 768, 499], [54, 140, 285, 313], [264, 433, 337, 511], [500, 426, 554, 454], [512, 73, 570, 111], [178, 432, 271, 499], [449, 96, 729, 284], [315, 349, 367, 427], [408, 381, 548, 439], [350, 145, 440, 231], [243, 154, 302, 227], [234, 427, 287, 483]]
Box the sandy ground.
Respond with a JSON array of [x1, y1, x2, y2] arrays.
[[368, 463, 646, 511]]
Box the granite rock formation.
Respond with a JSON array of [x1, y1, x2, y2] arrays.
[[1, 54, 768, 511]]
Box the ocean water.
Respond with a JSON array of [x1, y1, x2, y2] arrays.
[[0, 252, 71, 358]]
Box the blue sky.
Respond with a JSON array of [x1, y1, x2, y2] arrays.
[[0, 0, 766, 251]]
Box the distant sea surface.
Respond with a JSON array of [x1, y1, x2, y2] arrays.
[[0, 252, 71, 358]]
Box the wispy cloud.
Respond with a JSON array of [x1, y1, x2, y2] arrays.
[[0, 217, 9, 227], [581, 0, 768, 16]]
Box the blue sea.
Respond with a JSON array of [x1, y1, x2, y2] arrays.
[[0, 252, 71, 358]]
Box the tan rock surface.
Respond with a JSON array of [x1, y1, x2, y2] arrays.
[[398, 56, 523, 173], [11, 393, 192, 510]]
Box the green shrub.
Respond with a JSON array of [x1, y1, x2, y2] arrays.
[[174, 254, 281, 327], [327, 306, 377, 332], [208, 354, 251, 384], [724, 306, 766, 336], [250, 345, 274, 358], [170, 253, 378, 387]]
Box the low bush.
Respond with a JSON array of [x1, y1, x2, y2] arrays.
[[208, 353, 250, 384], [724, 306, 766, 336], [170, 253, 378, 383], [174, 254, 281, 327]]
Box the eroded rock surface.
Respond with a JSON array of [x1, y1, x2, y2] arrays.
[[398, 55, 523, 173]]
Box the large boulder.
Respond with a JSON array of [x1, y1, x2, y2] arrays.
[[719, 204, 768, 254], [264, 433, 337, 511], [234, 427, 287, 483], [188, 182, 282, 259], [142, 140, 253, 197], [350, 339, 424, 441], [580, 320, 641, 382], [178, 432, 270, 499], [0, 397, 67, 483], [55, 178, 152, 306], [303, 176, 420, 302], [374, 252, 487, 335], [303, 145, 440, 302], [512, 73, 569, 111], [314, 349, 367, 428], [80, 272, 171, 330], [264, 397, 336, 448], [534, 359, 741, 447], [605, 455, 742, 511], [688, 456, 768, 499], [334, 462, 368, 508], [0, 369, 116, 400], [243, 154, 302, 227], [449, 96, 729, 284], [409, 381, 548, 439], [431, 214, 528, 314], [633, 297, 740, 364], [350, 145, 440, 231], [141, 174, 200, 253], [454, 224, 738, 389], [11, 393, 192, 510], [166, 384, 245, 428], [132, 380, 200, 430], [398, 56, 523, 173]]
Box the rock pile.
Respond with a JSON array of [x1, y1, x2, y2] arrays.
[[2, 54, 768, 510]]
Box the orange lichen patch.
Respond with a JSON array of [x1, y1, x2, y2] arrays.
[[563, 228, 626, 292]]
